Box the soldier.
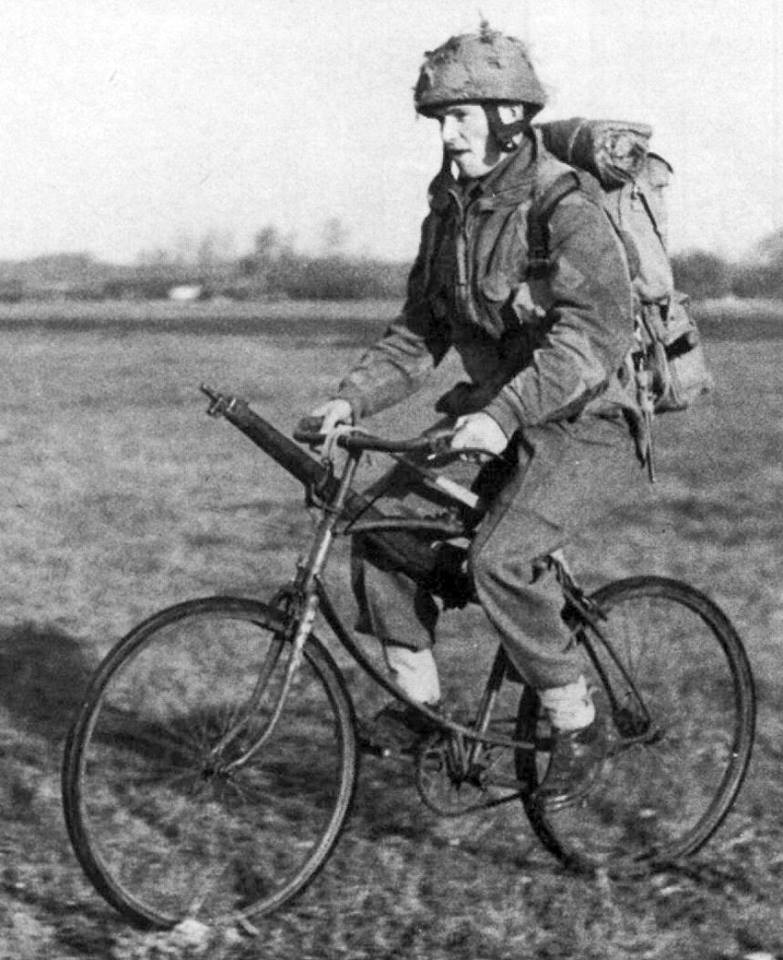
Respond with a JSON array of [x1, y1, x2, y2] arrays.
[[305, 23, 644, 807]]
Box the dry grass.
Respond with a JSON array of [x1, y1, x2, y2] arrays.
[[1, 298, 782, 958]]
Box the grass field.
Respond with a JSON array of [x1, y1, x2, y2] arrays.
[[1, 297, 782, 959]]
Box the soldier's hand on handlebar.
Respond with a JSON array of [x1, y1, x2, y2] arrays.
[[295, 399, 354, 449], [450, 412, 508, 461], [297, 399, 354, 438]]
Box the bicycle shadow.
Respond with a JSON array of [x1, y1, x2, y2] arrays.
[[349, 756, 546, 867], [0, 620, 93, 741]]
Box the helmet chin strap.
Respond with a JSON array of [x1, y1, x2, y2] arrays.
[[484, 103, 528, 152]]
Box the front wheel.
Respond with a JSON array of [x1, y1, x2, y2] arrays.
[[62, 596, 358, 928], [515, 577, 755, 875]]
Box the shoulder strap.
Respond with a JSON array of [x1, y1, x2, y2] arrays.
[[526, 171, 582, 279], [527, 168, 604, 279], [632, 182, 668, 251]]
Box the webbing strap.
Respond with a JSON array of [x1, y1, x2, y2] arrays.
[[633, 183, 668, 251], [526, 172, 582, 278], [485, 104, 528, 153]]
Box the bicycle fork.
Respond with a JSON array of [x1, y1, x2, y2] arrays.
[[214, 453, 361, 772]]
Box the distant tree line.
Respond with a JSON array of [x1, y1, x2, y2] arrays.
[[0, 221, 410, 303], [2, 221, 783, 304], [671, 227, 783, 301], [231, 224, 408, 300]]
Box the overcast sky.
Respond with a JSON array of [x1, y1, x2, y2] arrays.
[[2, 0, 781, 264]]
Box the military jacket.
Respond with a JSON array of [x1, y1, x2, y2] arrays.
[[335, 131, 638, 438]]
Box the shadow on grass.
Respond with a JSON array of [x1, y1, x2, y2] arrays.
[[659, 857, 758, 896], [0, 621, 93, 741], [87, 702, 346, 814]]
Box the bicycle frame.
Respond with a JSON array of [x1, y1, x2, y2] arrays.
[[287, 448, 539, 758], [200, 386, 546, 764], [200, 385, 655, 767]]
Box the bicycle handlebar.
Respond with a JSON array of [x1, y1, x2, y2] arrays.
[[199, 383, 475, 584], [201, 385, 498, 466], [292, 421, 457, 456]]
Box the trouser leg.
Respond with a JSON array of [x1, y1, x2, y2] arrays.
[[351, 541, 442, 703], [349, 434, 475, 651], [351, 533, 440, 651], [469, 417, 643, 695], [350, 456, 448, 703], [470, 513, 581, 689], [350, 415, 642, 711]]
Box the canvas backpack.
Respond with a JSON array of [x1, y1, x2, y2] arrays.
[[534, 117, 714, 478]]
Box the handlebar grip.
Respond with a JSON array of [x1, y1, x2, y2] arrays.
[[336, 429, 456, 454], [293, 434, 323, 445]]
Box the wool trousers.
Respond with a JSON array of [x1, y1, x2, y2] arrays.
[[350, 414, 643, 690]]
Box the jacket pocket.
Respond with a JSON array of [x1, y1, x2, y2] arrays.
[[476, 272, 514, 338], [479, 271, 512, 303]]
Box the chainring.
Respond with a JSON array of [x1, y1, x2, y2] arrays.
[[414, 729, 530, 816]]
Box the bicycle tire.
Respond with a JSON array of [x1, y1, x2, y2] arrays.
[[515, 576, 755, 875], [62, 596, 358, 928]]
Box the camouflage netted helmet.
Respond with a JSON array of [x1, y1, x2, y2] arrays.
[[414, 22, 546, 118]]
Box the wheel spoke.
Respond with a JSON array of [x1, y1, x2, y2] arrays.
[[517, 577, 755, 874], [63, 598, 357, 928]]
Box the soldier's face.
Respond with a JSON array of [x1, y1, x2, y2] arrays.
[[436, 104, 500, 179]]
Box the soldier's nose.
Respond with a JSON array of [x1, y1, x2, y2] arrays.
[[440, 116, 460, 144]]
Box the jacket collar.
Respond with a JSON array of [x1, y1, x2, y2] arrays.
[[428, 128, 544, 213]]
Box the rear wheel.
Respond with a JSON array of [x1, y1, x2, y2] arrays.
[[62, 596, 358, 927], [515, 577, 755, 874]]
